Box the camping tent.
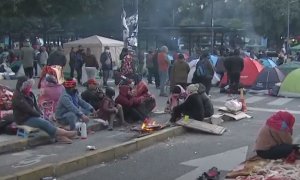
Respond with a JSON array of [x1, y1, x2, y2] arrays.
[[63, 35, 124, 68], [260, 58, 277, 68], [251, 67, 285, 91], [291, 44, 300, 51], [278, 61, 300, 75], [220, 57, 264, 88], [278, 69, 300, 97]]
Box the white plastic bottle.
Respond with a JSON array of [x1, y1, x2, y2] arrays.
[[80, 122, 87, 139]]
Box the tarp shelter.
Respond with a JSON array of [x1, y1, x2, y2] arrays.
[[259, 58, 277, 68], [278, 61, 300, 75], [220, 57, 264, 88], [63, 35, 124, 68], [278, 69, 300, 97], [251, 67, 285, 91]]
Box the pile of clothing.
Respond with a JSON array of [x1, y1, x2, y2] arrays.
[[0, 85, 16, 134]]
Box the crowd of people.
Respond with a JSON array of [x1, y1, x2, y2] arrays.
[[3, 41, 299, 160]]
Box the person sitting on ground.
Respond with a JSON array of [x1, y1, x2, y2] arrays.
[[165, 85, 187, 113], [169, 83, 214, 123], [255, 111, 300, 160], [115, 85, 147, 122], [55, 78, 94, 131], [38, 74, 64, 119], [97, 87, 127, 131], [38, 66, 58, 88], [131, 74, 156, 116], [81, 79, 103, 110], [12, 76, 76, 144]]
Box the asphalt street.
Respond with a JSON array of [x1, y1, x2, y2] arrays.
[[1, 78, 300, 180], [56, 81, 300, 180]]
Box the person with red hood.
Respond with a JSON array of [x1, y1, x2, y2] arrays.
[[255, 111, 299, 160], [115, 85, 146, 122], [131, 74, 156, 116]]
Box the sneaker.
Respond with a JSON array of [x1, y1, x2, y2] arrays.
[[108, 127, 113, 131]]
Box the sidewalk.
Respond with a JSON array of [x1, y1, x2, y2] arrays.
[[0, 114, 185, 180]]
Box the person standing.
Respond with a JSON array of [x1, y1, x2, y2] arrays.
[[69, 47, 76, 78], [47, 46, 67, 67], [84, 48, 99, 80], [170, 53, 190, 91], [146, 51, 155, 84], [20, 41, 35, 78], [100, 46, 113, 87], [192, 51, 214, 95], [152, 49, 160, 88], [223, 49, 244, 94], [75, 46, 85, 84], [39, 46, 48, 69], [157, 46, 170, 97]]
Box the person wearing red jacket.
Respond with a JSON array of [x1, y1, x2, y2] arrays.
[[115, 85, 146, 122]]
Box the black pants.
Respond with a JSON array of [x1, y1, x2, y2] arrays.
[[103, 70, 110, 86], [76, 67, 82, 83], [256, 144, 299, 160], [228, 72, 240, 93], [147, 67, 155, 83], [24, 67, 33, 78], [33, 61, 38, 76], [154, 69, 160, 88], [70, 64, 75, 78], [123, 107, 146, 122]]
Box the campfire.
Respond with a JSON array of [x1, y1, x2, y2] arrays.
[[131, 118, 169, 137], [141, 119, 162, 132]]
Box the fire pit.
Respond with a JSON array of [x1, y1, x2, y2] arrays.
[[131, 118, 169, 137]]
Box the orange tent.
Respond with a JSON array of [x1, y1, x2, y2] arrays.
[[220, 57, 264, 88]]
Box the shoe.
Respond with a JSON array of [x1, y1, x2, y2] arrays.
[[108, 127, 113, 131]]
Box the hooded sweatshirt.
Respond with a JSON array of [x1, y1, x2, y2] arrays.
[[115, 85, 134, 108], [12, 76, 41, 124]]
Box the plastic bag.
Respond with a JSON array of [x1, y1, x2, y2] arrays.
[[225, 99, 242, 112], [81, 64, 88, 84], [16, 64, 25, 77]]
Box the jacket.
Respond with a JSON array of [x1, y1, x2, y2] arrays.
[[55, 90, 93, 119], [100, 52, 112, 70], [81, 89, 102, 110], [20, 44, 35, 68], [224, 56, 244, 73], [171, 59, 190, 85], [12, 77, 42, 124], [97, 96, 115, 120], [255, 126, 293, 151], [84, 54, 99, 69], [215, 56, 225, 74], [157, 52, 169, 72], [192, 58, 214, 83], [69, 51, 76, 67], [47, 50, 67, 67], [115, 85, 134, 108], [172, 84, 214, 121], [39, 51, 48, 65], [38, 80, 64, 111]]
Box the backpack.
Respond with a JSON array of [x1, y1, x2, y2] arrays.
[[195, 61, 207, 77]]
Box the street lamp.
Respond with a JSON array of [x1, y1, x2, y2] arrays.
[[211, 0, 214, 54], [287, 0, 298, 53]]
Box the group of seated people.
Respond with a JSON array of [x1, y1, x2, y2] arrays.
[[11, 73, 156, 143]]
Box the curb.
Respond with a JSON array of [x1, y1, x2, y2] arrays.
[[0, 126, 185, 180], [0, 123, 105, 155]]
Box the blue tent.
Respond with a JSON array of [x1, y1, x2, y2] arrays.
[[260, 58, 277, 68], [251, 67, 285, 91], [210, 55, 218, 66]]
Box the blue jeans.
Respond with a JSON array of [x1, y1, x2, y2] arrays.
[[24, 117, 57, 138], [57, 108, 91, 130], [159, 71, 168, 94]]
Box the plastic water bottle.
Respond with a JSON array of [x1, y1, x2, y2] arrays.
[[79, 122, 87, 139]]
